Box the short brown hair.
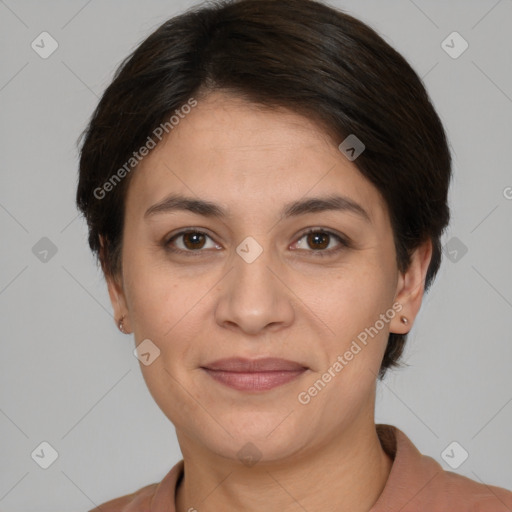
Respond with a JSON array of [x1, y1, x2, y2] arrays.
[[76, 0, 452, 378]]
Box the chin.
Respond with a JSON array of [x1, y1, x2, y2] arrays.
[[209, 432, 307, 466], [196, 410, 315, 463]]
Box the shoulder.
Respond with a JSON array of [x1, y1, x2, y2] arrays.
[[86, 460, 184, 512], [425, 464, 512, 511], [87, 482, 158, 512], [373, 424, 512, 511]]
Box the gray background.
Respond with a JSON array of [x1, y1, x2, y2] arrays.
[[1, 0, 511, 510]]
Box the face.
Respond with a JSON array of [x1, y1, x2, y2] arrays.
[[105, 90, 430, 463]]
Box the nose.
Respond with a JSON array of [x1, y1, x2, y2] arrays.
[[214, 239, 295, 336]]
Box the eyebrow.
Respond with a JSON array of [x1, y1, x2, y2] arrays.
[[144, 193, 371, 223]]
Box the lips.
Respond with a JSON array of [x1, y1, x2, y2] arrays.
[[201, 357, 308, 392], [202, 357, 307, 372]]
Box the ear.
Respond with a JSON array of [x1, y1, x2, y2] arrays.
[[99, 235, 131, 333], [390, 237, 433, 334]]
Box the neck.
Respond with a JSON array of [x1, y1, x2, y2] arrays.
[[175, 418, 393, 512]]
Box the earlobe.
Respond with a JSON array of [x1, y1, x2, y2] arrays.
[[100, 235, 131, 333], [391, 238, 433, 334]]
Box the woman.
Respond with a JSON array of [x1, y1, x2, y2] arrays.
[[76, 0, 512, 510]]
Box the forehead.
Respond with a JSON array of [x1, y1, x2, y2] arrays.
[[126, 91, 388, 226]]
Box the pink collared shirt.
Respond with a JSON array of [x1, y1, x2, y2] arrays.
[[89, 424, 512, 511]]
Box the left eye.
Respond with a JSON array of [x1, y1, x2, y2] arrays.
[[292, 229, 349, 256]]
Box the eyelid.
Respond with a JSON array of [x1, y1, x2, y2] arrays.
[[292, 227, 351, 256], [164, 228, 221, 254]]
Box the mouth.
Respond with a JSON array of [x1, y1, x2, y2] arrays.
[[200, 357, 308, 392]]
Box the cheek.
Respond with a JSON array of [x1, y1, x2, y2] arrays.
[[124, 265, 211, 426], [304, 265, 395, 381], [295, 275, 392, 417], [123, 244, 184, 330], [124, 257, 214, 371], [305, 265, 392, 335]]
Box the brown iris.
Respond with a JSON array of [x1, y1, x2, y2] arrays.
[[182, 232, 207, 250], [306, 231, 329, 250]]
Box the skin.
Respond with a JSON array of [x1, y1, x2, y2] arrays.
[[103, 90, 432, 512]]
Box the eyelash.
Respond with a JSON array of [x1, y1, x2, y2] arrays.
[[163, 228, 351, 258]]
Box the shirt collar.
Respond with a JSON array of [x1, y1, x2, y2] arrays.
[[149, 424, 442, 512]]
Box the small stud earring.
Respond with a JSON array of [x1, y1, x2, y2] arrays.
[[400, 315, 408, 325], [118, 315, 126, 333]]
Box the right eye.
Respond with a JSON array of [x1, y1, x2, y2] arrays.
[[164, 229, 222, 255]]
